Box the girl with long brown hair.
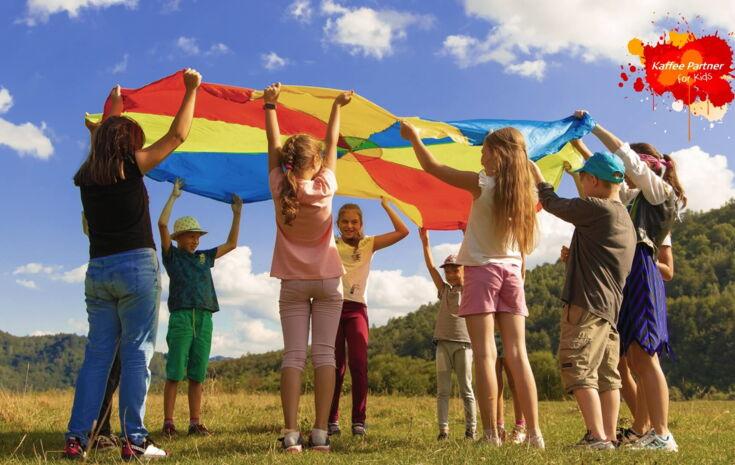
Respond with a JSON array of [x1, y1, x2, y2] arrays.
[[64, 69, 201, 461], [400, 121, 543, 448]]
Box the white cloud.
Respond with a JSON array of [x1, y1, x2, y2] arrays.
[[289, 0, 313, 23], [13, 262, 58, 275], [176, 36, 201, 55], [160, 0, 180, 13], [15, 279, 39, 290], [210, 246, 281, 321], [506, 60, 547, 81], [23, 0, 138, 26], [262, 52, 287, 71], [321, 1, 433, 59], [668, 146, 735, 212], [109, 53, 129, 75], [0, 87, 53, 159], [31, 330, 55, 336], [0, 88, 13, 114], [528, 210, 574, 268], [207, 43, 230, 56], [443, 0, 735, 79], [366, 270, 436, 325], [54, 264, 88, 283]]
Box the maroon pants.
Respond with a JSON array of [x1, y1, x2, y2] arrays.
[[329, 300, 369, 425]]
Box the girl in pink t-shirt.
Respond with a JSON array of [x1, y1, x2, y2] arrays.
[[263, 83, 352, 453]]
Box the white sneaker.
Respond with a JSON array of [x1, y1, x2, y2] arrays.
[[121, 438, 167, 461], [526, 434, 545, 450], [510, 424, 527, 444], [628, 429, 678, 452]]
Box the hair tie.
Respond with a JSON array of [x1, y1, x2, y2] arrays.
[[638, 153, 666, 174], [284, 162, 293, 172]]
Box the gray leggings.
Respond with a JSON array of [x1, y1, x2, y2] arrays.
[[436, 340, 477, 432]]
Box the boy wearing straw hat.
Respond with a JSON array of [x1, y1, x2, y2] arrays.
[[158, 179, 243, 437]]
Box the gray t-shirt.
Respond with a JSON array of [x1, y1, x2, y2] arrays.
[[434, 283, 470, 343], [537, 182, 637, 324]]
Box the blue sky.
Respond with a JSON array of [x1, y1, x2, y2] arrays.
[[1, 0, 733, 356]]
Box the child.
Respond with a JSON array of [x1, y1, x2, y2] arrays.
[[581, 111, 686, 451], [328, 199, 409, 437], [264, 82, 352, 453], [530, 144, 636, 449], [158, 179, 243, 437], [419, 229, 476, 441], [401, 122, 544, 448], [495, 335, 527, 444]]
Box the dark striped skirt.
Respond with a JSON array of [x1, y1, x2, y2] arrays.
[[618, 244, 671, 356]]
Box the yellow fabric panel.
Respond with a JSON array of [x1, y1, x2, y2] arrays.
[[536, 143, 585, 189], [86, 112, 269, 153], [374, 144, 481, 171], [402, 117, 467, 144]]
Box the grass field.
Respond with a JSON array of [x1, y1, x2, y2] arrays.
[[1, 389, 734, 464]]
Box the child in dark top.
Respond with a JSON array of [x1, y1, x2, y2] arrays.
[[529, 146, 636, 449], [158, 179, 242, 437]]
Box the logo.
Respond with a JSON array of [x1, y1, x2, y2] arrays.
[[620, 19, 734, 139]]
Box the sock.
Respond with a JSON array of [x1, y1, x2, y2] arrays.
[[164, 418, 174, 426], [283, 430, 301, 447], [497, 422, 505, 430], [189, 418, 200, 426], [311, 428, 328, 445], [516, 419, 526, 427]]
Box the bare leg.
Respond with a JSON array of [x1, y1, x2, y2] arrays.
[[187, 380, 203, 423], [163, 380, 178, 423], [573, 388, 606, 440], [627, 344, 670, 436], [600, 389, 620, 441], [632, 380, 651, 433], [465, 314, 498, 437], [618, 356, 637, 416], [496, 313, 540, 437], [313, 366, 336, 431], [495, 356, 505, 428], [504, 358, 525, 424], [281, 368, 303, 430]]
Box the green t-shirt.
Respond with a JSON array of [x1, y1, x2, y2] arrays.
[[162, 245, 219, 313]]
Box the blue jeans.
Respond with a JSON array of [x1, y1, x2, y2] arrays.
[[66, 248, 161, 446]]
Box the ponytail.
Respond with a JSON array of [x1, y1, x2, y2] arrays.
[[278, 134, 323, 226]]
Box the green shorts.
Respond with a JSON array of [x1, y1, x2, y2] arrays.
[[165, 309, 213, 383]]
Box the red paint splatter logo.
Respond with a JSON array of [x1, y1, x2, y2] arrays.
[[620, 22, 735, 139]]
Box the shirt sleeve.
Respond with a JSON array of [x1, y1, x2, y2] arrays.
[[203, 248, 218, 268], [615, 143, 673, 206], [618, 181, 639, 205], [537, 182, 599, 226]]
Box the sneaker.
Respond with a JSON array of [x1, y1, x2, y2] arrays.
[[510, 424, 527, 444], [482, 432, 502, 447], [306, 433, 331, 453], [279, 433, 303, 453], [188, 423, 212, 436], [62, 437, 86, 460], [327, 422, 341, 436], [526, 434, 546, 449], [628, 429, 678, 452], [121, 438, 167, 461], [351, 423, 366, 436], [162, 422, 178, 438], [437, 431, 449, 441], [616, 427, 644, 445], [465, 429, 476, 440], [574, 431, 615, 450], [91, 434, 120, 451]]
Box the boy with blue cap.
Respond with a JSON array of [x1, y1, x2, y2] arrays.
[[529, 145, 636, 450]]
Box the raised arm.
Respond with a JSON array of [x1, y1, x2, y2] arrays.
[[136, 69, 201, 174], [577, 110, 671, 205], [216, 195, 243, 259], [323, 91, 353, 172], [157, 179, 183, 253], [400, 121, 480, 198], [419, 228, 444, 292], [264, 83, 282, 173], [373, 198, 410, 251]]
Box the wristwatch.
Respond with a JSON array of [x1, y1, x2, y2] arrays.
[[263, 103, 276, 110]]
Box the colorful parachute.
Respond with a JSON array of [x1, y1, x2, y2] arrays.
[[87, 70, 594, 230]]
